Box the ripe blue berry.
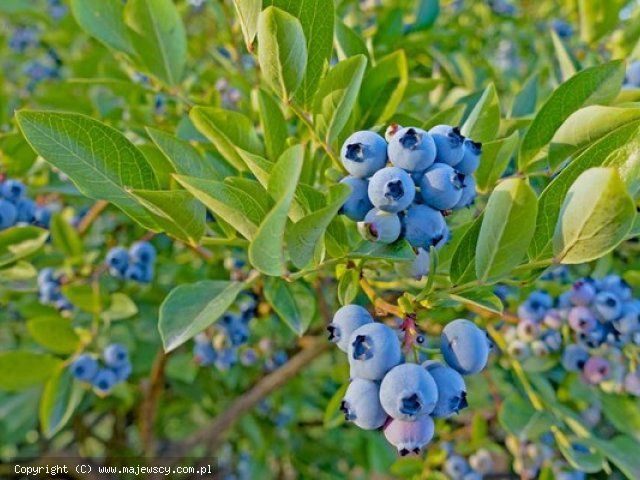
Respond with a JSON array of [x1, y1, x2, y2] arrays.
[[112, 361, 132, 382], [240, 348, 258, 366], [552, 19, 573, 39], [379, 363, 438, 420], [358, 208, 401, 243], [70, 354, 99, 382], [383, 416, 435, 455], [194, 339, 216, 366], [423, 361, 468, 418], [92, 368, 118, 393], [507, 339, 531, 360], [517, 290, 552, 322], [613, 301, 640, 334], [395, 247, 430, 279], [328, 304, 374, 352], [341, 378, 388, 430], [598, 274, 632, 301], [419, 163, 465, 211], [626, 60, 640, 87], [368, 167, 416, 213], [39, 281, 62, 304], [568, 306, 597, 333], [129, 241, 156, 264], [453, 175, 477, 210], [456, 139, 482, 175], [561, 344, 589, 372], [387, 127, 436, 172], [15, 198, 36, 223], [429, 125, 465, 166], [592, 291, 622, 322], [348, 322, 402, 380], [444, 454, 469, 479], [441, 319, 490, 375], [37, 268, 57, 287], [402, 204, 448, 249], [103, 343, 128, 368], [339, 176, 373, 221], [214, 348, 237, 371], [340, 131, 388, 178], [33, 206, 52, 228], [1, 180, 26, 202], [570, 280, 596, 306], [106, 247, 129, 275], [0, 200, 18, 229]]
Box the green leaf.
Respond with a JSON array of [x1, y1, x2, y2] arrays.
[[249, 145, 304, 276], [511, 73, 538, 117], [233, 0, 261, 50], [323, 383, 348, 429], [70, 0, 135, 55], [189, 106, 264, 171], [335, 18, 368, 61], [139, 144, 173, 189], [449, 289, 503, 315], [255, 89, 287, 161], [338, 269, 360, 306], [579, 0, 627, 44], [39, 367, 84, 438], [103, 293, 138, 322], [584, 435, 640, 479], [450, 214, 483, 284], [518, 61, 626, 171], [556, 435, 604, 473], [16, 111, 161, 230], [257, 6, 308, 100], [27, 316, 80, 355], [263, 277, 317, 335], [265, 0, 335, 106], [314, 55, 368, 145], [50, 214, 83, 258], [553, 167, 635, 264], [132, 189, 205, 244], [474, 131, 519, 193], [498, 394, 536, 436], [551, 30, 578, 81], [124, 0, 187, 85], [350, 240, 416, 261], [599, 393, 640, 441], [359, 50, 409, 127], [286, 184, 351, 269], [530, 120, 640, 260], [476, 179, 538, 282], [146, 127, 223, 180], [412, 0, 440, 31], [159, 280, 245, 352], [62, 284, 104, 314], [0, 226, 49, 268], [175, 175, 271, 240], [0, 351, 60, 391], [548, 106, 640, 170], [461, 83, 500, 143]]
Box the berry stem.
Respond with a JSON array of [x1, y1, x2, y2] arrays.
[[359, 276, 402, 317]]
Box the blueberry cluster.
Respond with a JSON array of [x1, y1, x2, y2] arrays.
[[442, 446, 494, 480], [0, 178, 53, 230], [106, 241, 156, 283], [37, 268, 73, 313], [328, 305, 491, 455], [9, 27, 39, 53], [505, 275, 640, 395], [215, 78, 242, 109], [70, 344, 132, 395], [339, 125, 480, 277], [192, 292, 288, 372], [624, 60, 640, 88], [507, 434, 586, 480]]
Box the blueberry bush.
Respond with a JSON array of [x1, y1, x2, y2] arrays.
[[1, 0, 640, 478]]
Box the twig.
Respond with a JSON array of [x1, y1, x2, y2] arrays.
[[170, 337, 329, 459], [359, 276, 402, 317], [77, 200, 109, 235], [140, 349, 168, 457]]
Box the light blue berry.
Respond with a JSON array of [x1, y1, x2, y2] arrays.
[[570, 280, 596, 306], [106, 247, 129, 275], [456, 139, 482, 175], [507, 339, 531, 360], [240, 348, 258, 366], [129, 241, 156, 264], [328, 304, 374, 352], [423, 361, 468, 418], [613, 301, 640, 334], [561, 344, 588, 372], [379, 363, 438, 420], [626, 60, 640, 87], [33, 206, 52, 228], [0, 200, 18, 229], [112, 361, 132, 382], [1, 180, 26, 202], [387, 127, 436, 172], [517, 290, 552, 322], [339, 176, 373, 221], [383, 416, 434, 455], [441, 319, 490, 375], [368, 167, 415, 213], [568, 306, 597, 333], [429, 125, 465, 166], [37, 268, 57, 287], [15, 198, 36, 223], [39, 281, 61, 304], [341, 378, 388, 430], [402, 204, 447, 249], [395, 247, 430, 279], [348, 322, 402, 380], [453, 174, 477, 210], [358, 208, 401, 244], [597, 274, 632, 301], [419, 163, 465, 210], [592, 291, 622, 322], [582, 356, 609, 384], [215, 348, 237, 371], [92, 368, 118, 393], [103, 343, 128, 368], [70, 354, 99, 382], [444, 454, 469, 479], [340, 131, 388, 178]]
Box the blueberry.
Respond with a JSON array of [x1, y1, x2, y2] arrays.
[[469, 448, 493, 474], [339, 176, 373, 221], [597, 274, 632, 301], [543, 309, 563, 329], [341, 378, 388, 430], [55, 297, 74, 313], [39, 281, 62, 304], [124, 262, 148, 283], [552, 19, 573, 39], [240, 348, 258, 366], [379, 363, 438, 420], [112, 361, 132, 382], [15, 198, 36, 223], [592, 291, 622, 322], [516, 319, 540, 341], [419, 163, 465, 210], [561, 344, 589, 372], [456, 139, 482, 175], [568, 306, 597, 333], [383, 416, 435, 455], [348, 323, 402, 380], [613, 301, 640, 334], [582, 356, 610, 384], [215, 348, 237, 371], [368, 167, 415, 213], [92, 368, 118, 394], [328, 304, 374, 352], [103, 343, 128, 368], [37, 268, 58, 287], [429, 125, 465, 166], [626, 61, 640, 87], [570, 280, 596, 306], [129, 241, 156, 264], [33, 206, 52, 228], [518, 290, 553, 322], [531, 340, 550, 357], [70, 354, 99, 382], [228, 323, 250, 346], [453, 174, 477, 210], [106, 247, 129, 274], [194, 334, 217, 366], [444, 454, 469, 479], [541, 330, 562, 351], [507, 339, 531, 360], [340, 131, 388, 178], [395, 247, 430, 279], [0, 200, 18, 229], [387, 127, 436, 172], [358, 208, 401, 243], [440, 319, 490, 375], [1, 180, 26, 202], [402, 204, 448, 249], [422, 361, 468, 418]]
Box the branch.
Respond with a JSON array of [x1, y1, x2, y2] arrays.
[[140, 349, 168, 456], [170, 337, 329, 458], [77, 200, 109, 235], [360, 276, 402, 317]]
